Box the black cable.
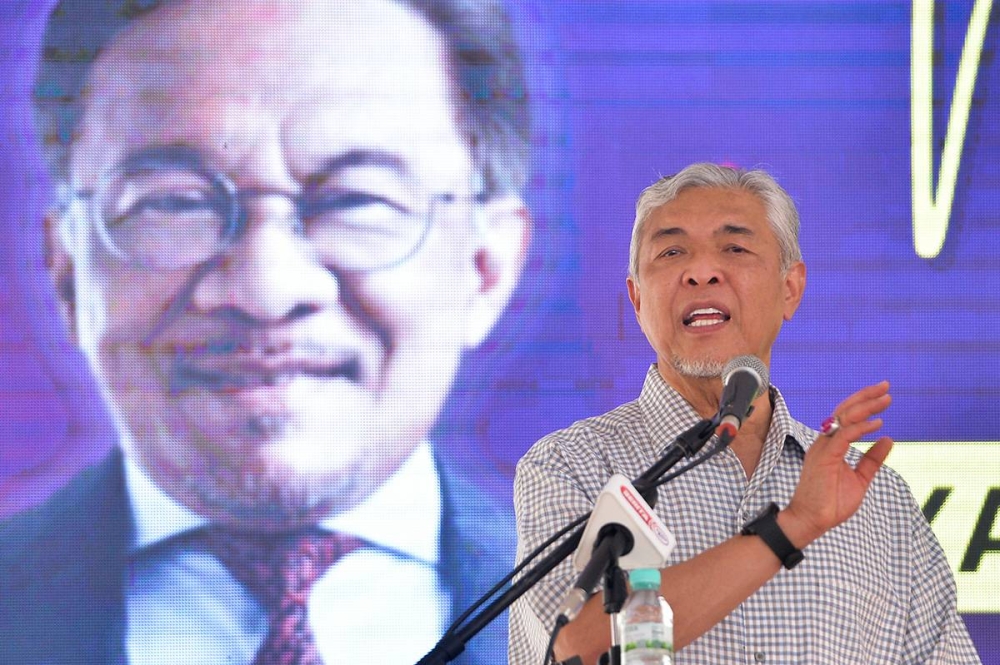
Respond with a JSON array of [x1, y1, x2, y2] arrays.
[[649, 432, 732, 491], [443, 511, 590, 637], [542, 614, 569, 665]]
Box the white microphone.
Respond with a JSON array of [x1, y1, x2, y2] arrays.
[[555, 474, 676, 622], [716, 355, 770, 440]]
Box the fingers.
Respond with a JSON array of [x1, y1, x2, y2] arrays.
[[842, 417, 885, 443], [854, 436, 894, 484], [832, 380, 890, 423], [814, 381, 893, 456], [840, 393, 892, 427], [818, 418, 884, 458]]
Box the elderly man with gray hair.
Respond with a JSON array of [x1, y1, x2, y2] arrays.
[[509, 163, 979, 665]]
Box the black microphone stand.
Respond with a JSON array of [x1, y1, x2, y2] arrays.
[[632, 416, 719, 503], [414, 416, 720, 665], [602, 561, 628, 665]]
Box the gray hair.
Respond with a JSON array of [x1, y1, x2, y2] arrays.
[[33, 0, 530, 198], [628, 163, 802, 280]]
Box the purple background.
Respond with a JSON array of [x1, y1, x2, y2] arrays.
[[1, 1, 998, 661]]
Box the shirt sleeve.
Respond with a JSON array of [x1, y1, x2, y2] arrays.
[[900, 480, 982, 664]]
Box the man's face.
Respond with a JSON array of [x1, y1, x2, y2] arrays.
[[627, 186, 805, 382], [53, 0, 527, 529]]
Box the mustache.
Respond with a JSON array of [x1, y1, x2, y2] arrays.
[[163, 337, 361, 392]]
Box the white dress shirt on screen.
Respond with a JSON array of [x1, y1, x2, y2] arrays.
[[123, 441, 448, 665]]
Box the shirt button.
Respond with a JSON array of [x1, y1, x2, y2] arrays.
[[754, 652, 766, 662]]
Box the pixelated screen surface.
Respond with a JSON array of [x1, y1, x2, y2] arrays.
[[0, 0, 997, 662]]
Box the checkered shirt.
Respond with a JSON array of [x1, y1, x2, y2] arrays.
[[509, 365, 981, 665]]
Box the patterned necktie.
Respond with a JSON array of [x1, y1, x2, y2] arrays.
[[199, 527, 363, 665]]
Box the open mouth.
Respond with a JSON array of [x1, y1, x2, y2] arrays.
[[683, 307, 731, 328]]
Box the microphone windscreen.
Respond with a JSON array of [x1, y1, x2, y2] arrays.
[[722, 355, 769, 399]]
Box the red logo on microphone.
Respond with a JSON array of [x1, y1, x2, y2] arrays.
[[620, 484, 672, 545]]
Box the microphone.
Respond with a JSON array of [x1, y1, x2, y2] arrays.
[[555, 474, 676, 622], [716, 355, 769, 440]]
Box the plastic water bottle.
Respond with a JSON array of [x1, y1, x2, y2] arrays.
[[618, 568, 673, 665]]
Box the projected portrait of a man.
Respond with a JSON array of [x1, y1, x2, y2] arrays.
[[0, 1, 531, 663]]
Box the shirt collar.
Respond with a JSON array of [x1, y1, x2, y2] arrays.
[[125, 442, 442, 565], [125, 455, 208, 552], [768, 382, 818, 454], [637, 364, 705, 450], [325, 442, 441, 564], [637, 363, 814, 457]]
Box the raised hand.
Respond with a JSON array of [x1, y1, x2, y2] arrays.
[[782, 381, 895, 546]]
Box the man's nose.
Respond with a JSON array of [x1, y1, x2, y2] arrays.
[[682, 252, 722, 287], [191, 196, 340, 323]]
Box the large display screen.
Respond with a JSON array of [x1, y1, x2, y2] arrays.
[[1, 1, 997, 663]]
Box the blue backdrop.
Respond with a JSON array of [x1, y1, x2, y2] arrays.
[[1, 1, 997, 662]]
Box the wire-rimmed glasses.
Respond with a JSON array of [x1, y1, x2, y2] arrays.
[[70, 149, 485, 272]]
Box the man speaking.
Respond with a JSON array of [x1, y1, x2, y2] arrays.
[[509, 163, 980, 664], [0, 0, 531, 663]]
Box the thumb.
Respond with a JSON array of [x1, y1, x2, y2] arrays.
[[854, 436, 894, 485]]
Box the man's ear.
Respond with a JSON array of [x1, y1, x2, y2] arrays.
[[44, 209, 78, 340], [626, 275, 640, 314], [464, 194, 532, 348], [782, 260, 807, 321], [626, 275, 646, 335]]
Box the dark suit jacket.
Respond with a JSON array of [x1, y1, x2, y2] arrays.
[[0, 450, 514, 665]]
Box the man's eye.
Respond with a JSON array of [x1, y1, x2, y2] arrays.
[[726, 245, 748, 254], [659, 248, 682, 258], [306, 190, 406, 216], [115, 191, 218, 226], [140, 192, 213, 213]]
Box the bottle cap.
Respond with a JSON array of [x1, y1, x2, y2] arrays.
[[628, 568, 661, 589]]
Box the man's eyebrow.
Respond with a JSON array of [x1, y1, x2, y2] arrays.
[[649, 226, 687, 241], [112, 144, 207, 173], [312, 149, 412, 179], [715, 223, 755, 237], [647, 224, 755, 243]]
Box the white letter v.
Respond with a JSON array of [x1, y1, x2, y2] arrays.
[[911, 0, 993, 259]]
